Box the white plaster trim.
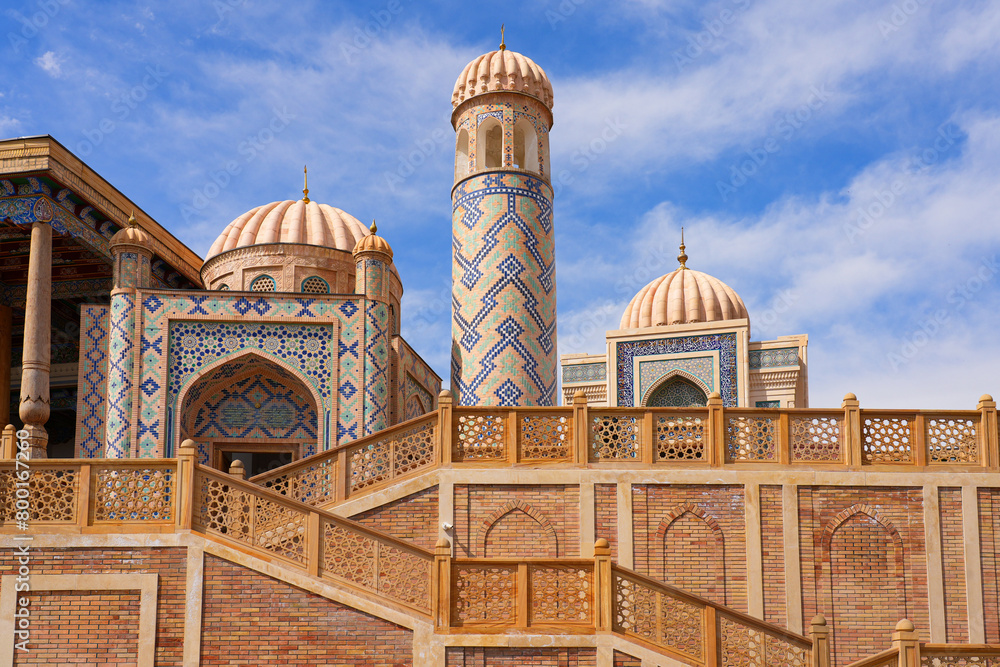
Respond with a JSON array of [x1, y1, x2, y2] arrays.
[[580, 481, 596, 557], [617, 482, 634, 569], [0, 573, 158, 667], [923, 485, 945, 643], [782, 484, 803, 634], [962, 485, 985, 643], [745, 484, 763, 618], [183, 544, 204, 667]]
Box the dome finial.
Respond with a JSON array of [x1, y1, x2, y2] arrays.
[[302, 165, 310, 203], [370, 218, 378, 235], [127, 210, 137, 228], [499, 23, 506, 51], [677, 226, 688, 269]]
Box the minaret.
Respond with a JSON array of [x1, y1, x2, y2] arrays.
[[450, 32, 557, 406]]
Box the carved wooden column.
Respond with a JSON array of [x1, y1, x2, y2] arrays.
[[18, 221, 52, 458]]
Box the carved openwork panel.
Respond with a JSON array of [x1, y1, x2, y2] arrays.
[[655, 415, 706, 461], [660, 594, 704, 660], [392, 422, 436, 476], [520, 414, 573, 461], [530, 565, 592, 623], [350, 438, 390, 491], [94, 466, 174, 521], [378, 542, 432, 612], [926, 418, 979, 463], [252, 495, 307, 563], [452, 565, 517, 625], [590, 414, 640, 460], [454, 413, 506, 460], [264, 459, 336, 507], [921, 654, 1000, 666], [613, 574, 657, 642], [726, 416, 776, 461], [195, 472, 251, 540], [322, 521, 376, 589], [763, 633, 809, 667], [0, 466, 78, 523], [863, 416, 913, 463], [791, 416, 842, 462], [720, 615, 764, 666]]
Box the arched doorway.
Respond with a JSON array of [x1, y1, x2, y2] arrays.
[[179, 354, 319, 475], [646, 376, 709, 407]]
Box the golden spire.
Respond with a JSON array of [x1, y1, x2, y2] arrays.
[[499, 24, 506, 51], [370, 218, 378, 235], [677, 227, 688, 269], [302, 165, 310, 203], [128, 210, 137, 228]]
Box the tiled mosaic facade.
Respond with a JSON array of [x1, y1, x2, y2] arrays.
[[452, 171, 556, 406], [616, 333, 738, 407], [749, 347, 798, 369], [74, 305, 110, 457], [185, 374, 318, 441], [363, 301, 389, 435], [645, 377, 709, 407], [562, 362, 607, 384], [105, 292, 135, 458], [756, 400, 781, 408], [637, 356, 714, 405]]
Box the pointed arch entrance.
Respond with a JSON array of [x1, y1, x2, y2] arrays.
[[644, 373, 709, 407]]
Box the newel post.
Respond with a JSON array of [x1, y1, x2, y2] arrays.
[[228, 459, 245, 480], [594, 538, 612, 632], [573, 390, 589, 464], [707, 391, 724, 466], [978, 394, 998, 469], [432, 537, 452, 631], [0, 424, 15, 459], [177, 439, 197, 530], [438, 390, 453, 465], [809, 615, 831, 667], [842, 393, 862, 467], [891, 619, 920, 667]]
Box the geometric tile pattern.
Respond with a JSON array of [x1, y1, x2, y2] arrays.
[[562, 362, 607, 383], [452, 171, 556, 406], [748, 347, 798, 369], [617, 333, 738, 407], [186, 374, 317, 441], [404, 373, 434, 421], [105, 292, 135, 458], [638, 356, 714, 404], [755, 400, 781, 408], [364, 301, 389, 435], [646, 378, 708, 408], [75, 304, 110, 457]]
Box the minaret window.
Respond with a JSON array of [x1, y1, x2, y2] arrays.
[[476, 117, 503, 170], [456, 129, 470, 179], [513, 118, 538, 171], [218, 284, 229, 291], [301, 276, 330, 294], [249, 275, 276, 292]]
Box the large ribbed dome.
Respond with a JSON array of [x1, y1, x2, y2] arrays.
[[206, 200, 371, 260], [620, 267, 749, 329], [452, 48, 553, 109]]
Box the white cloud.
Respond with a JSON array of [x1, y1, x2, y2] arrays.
[[34, 51, 63, 77]]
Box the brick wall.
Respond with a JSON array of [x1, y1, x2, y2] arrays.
[[760, 485, 786, 626], [351, 485, 439, 549], [632, 484, 747, 612], [613, 649, 642, 666], [453, 485, 580, 557], [798, 486, 927, 667], [0, 547, 185, 665], [445, 647, 596, 666], [939, 487, 968, 642], [981, 488, 1000, 643], [201, 555, 412, 666], [595, 483, 618, 560]]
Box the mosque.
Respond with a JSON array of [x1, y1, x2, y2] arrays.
[[0, 38, 998, 667]]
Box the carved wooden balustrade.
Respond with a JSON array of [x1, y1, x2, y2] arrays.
[[846, 620, 1000, 667]]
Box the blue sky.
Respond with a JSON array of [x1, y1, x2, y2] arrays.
[[3, 0, 999, 408]]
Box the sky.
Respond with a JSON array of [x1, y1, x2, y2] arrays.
[[2, 0, 999, 409]]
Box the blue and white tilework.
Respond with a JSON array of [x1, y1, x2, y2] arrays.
[[616, 333, 738, 407], [75, 305, 110, 457], [638, 356, 714, 404], [104, 293, 135, 457], [749, 347, 799, 369], [562, 363, 607, 384]]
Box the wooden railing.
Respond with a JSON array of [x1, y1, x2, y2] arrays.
[[251, 393, 999, 508], [846, 620, 1000, 666]]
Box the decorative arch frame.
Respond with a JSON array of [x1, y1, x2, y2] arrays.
[[300, 275, 330, 294], [477, 500, 559, 557], [172, 350, 325, 460], [654, 502, 726, 598], [249, 274, 276, 292], [476, 116, 504, 170], [642, 369, 711, 407]]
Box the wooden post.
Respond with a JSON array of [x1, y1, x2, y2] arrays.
[[704, 606, 719, 665], [228, 459, 245, 481], [978, 394, 997, 469], [507, 409, 518, 464], [891, 619, 920, 667], [307, 511, 321, 577], [778, 411, 791, 465], [573, 390, 589, 464], [432, 538, 452, 630], [913, 414, 927, 466], [842, 393, 862, 467], [0, 424, 15, 460], [707, 392, 724, 466], [438, 390, 453, 465], [337, 448, 349, 502], [77, 463, 92, 529], [594, 539, 612, 632], [177, 439, 197, 530], [517, 562, 529, 628], [641, 410, 654, 464], [809, 615, 831, 667]]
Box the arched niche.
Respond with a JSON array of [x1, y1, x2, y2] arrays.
[[476, 117, 503, 170], [644, 373, 709, 407], [513, 118, 539, 172], [455, 128, 470, 180]]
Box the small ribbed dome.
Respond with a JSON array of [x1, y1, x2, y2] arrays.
[[352, 227, 393, 259], [206, 200, 371, 260], [452, 49, 553, 109], [620, 268, 749, 329], [110, 214, 152, 248]]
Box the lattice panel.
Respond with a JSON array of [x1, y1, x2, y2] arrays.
[[0, 468, 78, 523], [454, 413, 506, 460], [726, 416, 776, 461], [927, 418, 979, 463], [660, 595, 704, 660], [530, 566, 592, 623], [252, 496, 307, 563], [720, 615, 764, 666], [378, 543, 432, 611], [863, 417, 913, 463], [763, 633, 809, 667], [590, 414, 640, 460], [612, 574, 656, 642], [301, 276, 330, 294], [323, 522, 376, 590], [392, 423, 436, 476], [350, 438, 390, 491], [453, 566, 516, 624], [791, 416, 842, 462], [264, 460, 336, 507], [520, 414, 573, 460], [655, 415, 706, 461], [921, 655, 1000, 666], [94, 467, 173, 521], [196, 473, 251, 540]]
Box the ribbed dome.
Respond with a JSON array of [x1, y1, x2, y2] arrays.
[[353, 229, 393, 259], [110, 224, 152, 248], [620, 268, 749, 329], [452, 49, 553, 109], [206, 200, 371, 260]]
